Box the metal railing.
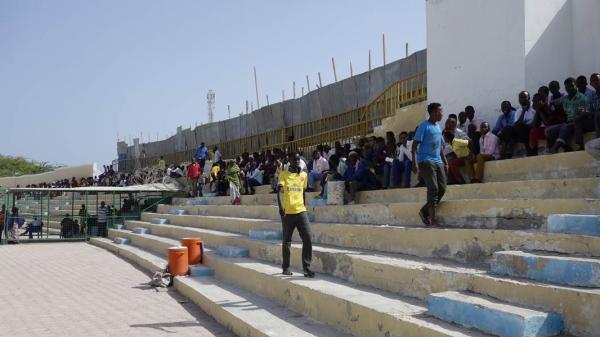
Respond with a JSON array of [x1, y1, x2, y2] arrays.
[[131, 71, 427, 168], [1, 189, 173, 244]]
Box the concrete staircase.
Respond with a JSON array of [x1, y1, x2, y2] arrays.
[[89, 151, 600, 337]]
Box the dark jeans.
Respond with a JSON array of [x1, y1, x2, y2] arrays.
[[418, 161, 446, 216], [499, 123, 531, 157], [97, 222, 107, 238], [282, 212, 312, 271], [245, 178, 261, 194], [574, 114, 596, 146]]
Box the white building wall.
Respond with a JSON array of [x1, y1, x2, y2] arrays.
[[571, 0, 600, 77], [524, 0, 572, 91], [427, 0, 600, 125]]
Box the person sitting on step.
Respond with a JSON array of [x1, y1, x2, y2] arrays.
[[469, 121, 500, 183], [307, 150, 329, 192]]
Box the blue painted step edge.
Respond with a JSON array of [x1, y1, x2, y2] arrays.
[[428, 291, 563, 337], [249, 229, 283, 240], [113, 237, 131, 245], [150, 218, 170, 224], [189, 265, 214, 277], [216, 245, 249, 258], [169, 209, 190, 216], [547, 214, 600, 237], [131, 227, 151, 235], [491, 251, 600, 288]]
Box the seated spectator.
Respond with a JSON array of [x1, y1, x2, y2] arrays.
[[498, 91, 536, 158], [209, 161, 221, 193], [244, 163, 263, 195], [60, 214, 78, 238], [216, 166, 229, 196], [457, 111, 468, 132], [470, 122, 500, 183], [21, 217, 44, 239], [444, 131, 472, 185], [344, 151, 376, 205], [157, 156, 166, 171], [316, 155, 343, 200], [382, 132, 397, 189], [393, 131, 413, 188], [465, 105, 482, 154], [493, 101, 516, 155], [529, 92, 566, 155], [590, 73, 600, 137], [307, 150, 329, 192], [577, 75, 596, 99], [547, 77, 590, 153]]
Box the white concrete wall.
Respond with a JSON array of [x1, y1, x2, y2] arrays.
[[0, 164, 95, 188], [427, 0, 600, 125], [571, 0, 600, 77], [524, 0, 572, 91], [427, 0, 525, 122]]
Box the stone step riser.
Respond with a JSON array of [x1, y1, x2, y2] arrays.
[[141, 213, 600, 265], [547, 214, 600, 237], [122, 222, 600, 337], [159, 198, 600, 229], [428, 291, 563, 337], [174, 178, 600, 206], [491, 251, 600, 288], [201, 252, 464, 337]]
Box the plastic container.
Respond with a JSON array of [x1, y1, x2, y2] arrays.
[[167, 246, 189, 276], [180, 238, 203, 264]]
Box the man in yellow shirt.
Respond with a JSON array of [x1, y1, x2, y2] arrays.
[[277, 152, 314, 278]]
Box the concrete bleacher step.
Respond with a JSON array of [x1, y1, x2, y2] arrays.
[[216, 245, 249, 257], [113, 237, 131, 245], [105, 228, 491, 336], [491, 250, 600, 288], [88, 238, 353, 337], [189, 265, 214, 277], [428, 291, 563, 337], [131, 227, 151, 235], [547, 214, 600, 237], [150, 218, 170, 224], [121, 220, 600, 336], [202, 251, 492, 337], [174, 177, 600, 206], [158, 198, 600, 229], [249, 229, 282, 240], [140, 213, 600, 265]]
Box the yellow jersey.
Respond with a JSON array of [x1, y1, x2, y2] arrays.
[[278, 169, 307, 214]]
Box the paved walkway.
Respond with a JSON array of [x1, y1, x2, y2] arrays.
[[0, 242, 234, 337]]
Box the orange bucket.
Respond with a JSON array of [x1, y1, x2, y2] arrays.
[[180, 237, 203, 264], [167, 246, 189, 276]]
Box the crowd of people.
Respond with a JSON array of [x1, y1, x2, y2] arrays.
[[158, 73, 599, 218]]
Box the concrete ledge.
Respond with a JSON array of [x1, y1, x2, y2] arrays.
[[113, 237, 131, 245], [168, 209, 190, 216], [150, 218, 170, 225], [216, 245, 249, 258], [547, 214, 600, 237], [491, 251, 600, 288], [187, 200, 208, 206], [189, 265, 214, 277], [248, 229, 282, 240], [131, 227, 151, 235], [428, 291, 563, 337], [114, 224, 125, 230]]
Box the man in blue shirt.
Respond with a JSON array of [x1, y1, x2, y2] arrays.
[[411, 102, 448, 227], [195, 142, 209, 168]]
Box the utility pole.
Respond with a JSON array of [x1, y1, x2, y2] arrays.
[[293, 81, 296, 99], [306, 75, 311, 92], [382, 33, 386, 66], [253, 66, 260, 109], [350, 61, 353, 77], [331, 57, 337, 82], [282, 90, 285, 102], [318, 72, 323, 88], [405, 42, 409, 57], [227, 104, 231, 119], [368, 49, 372, 71]]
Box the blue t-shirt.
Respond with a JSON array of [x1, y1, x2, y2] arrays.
[[195, 146, 208, 160], [414, 120, 443, 164]]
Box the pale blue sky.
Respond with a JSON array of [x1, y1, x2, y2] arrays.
[[0, 0, 426, 166]]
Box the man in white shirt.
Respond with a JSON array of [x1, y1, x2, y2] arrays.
[[245, 164, 263, 195], [213, 146, 221, 163], [502, 91, 536, 158], [307, 150, 329, 192], [393, 131, 413, 188]]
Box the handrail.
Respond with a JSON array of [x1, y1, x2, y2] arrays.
[[130, 71, 426, 169]]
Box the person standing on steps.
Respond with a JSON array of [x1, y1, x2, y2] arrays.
[[412, 102, 448, 227], [277, 152, 314, 278]]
